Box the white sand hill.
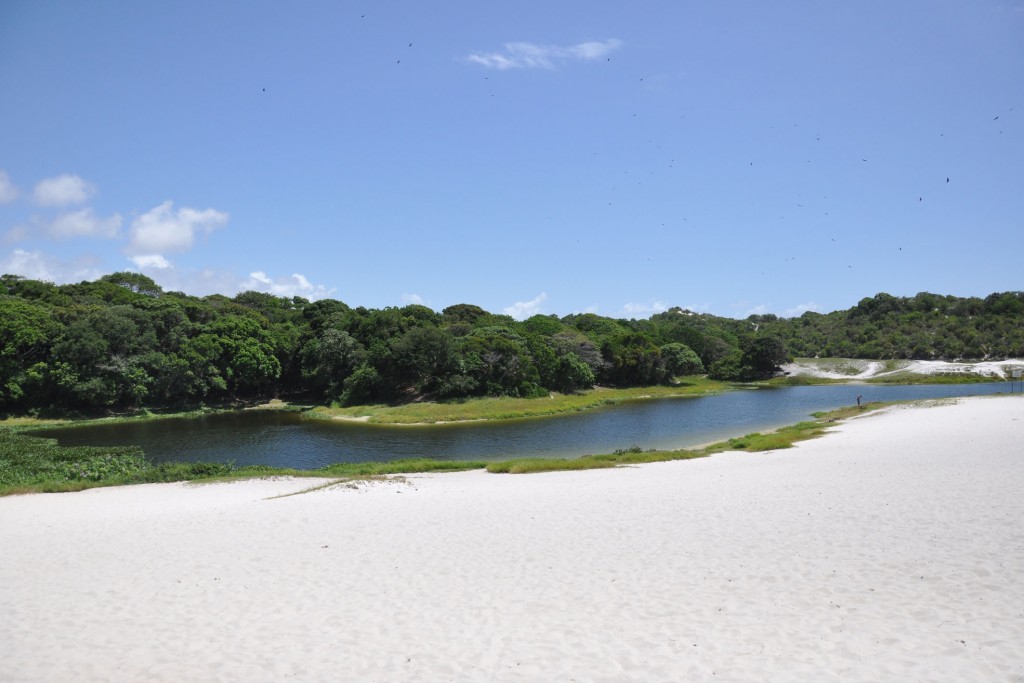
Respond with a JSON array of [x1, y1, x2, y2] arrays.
[[2, 396, 1023, 682], [783, 357, 1024, 381]]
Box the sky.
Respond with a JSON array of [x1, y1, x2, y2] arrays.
[[1, 1, 1021, 320]]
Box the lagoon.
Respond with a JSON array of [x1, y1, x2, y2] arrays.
[[36, 383, 1011, 469]]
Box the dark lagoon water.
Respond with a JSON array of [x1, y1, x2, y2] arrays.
[[34, 383, 1012, 469]]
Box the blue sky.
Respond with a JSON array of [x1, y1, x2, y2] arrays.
[[1, 1, 1021, 319]]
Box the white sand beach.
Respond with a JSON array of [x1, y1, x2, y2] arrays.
[[2, 395, 1023, 682]]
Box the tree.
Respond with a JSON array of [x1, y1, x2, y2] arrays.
[[659, 342, 704, 377], [99, 271, 163, 297], [459, 327, 544, 397], [551, 331, 606, 376], [442, 303, 487, 325], [707, 349, 746, 381], [342, 365, 382, 405], [0, 297, 59, 408], [601, 332, 668, 386], [741, 335, 788, 375], [552, 352, 595, 393], [300, 328, 364, 399], [389, 326, 458, 394], [521, 314, 563, 336]]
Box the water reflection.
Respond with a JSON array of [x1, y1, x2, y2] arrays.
[[34, 383, 1011, 468]]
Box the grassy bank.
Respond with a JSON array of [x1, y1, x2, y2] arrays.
[[305, 378, 729, 424], [1, 398, 900, 496]]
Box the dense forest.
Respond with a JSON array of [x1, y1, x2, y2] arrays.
[[1, 272, 1022, 414]]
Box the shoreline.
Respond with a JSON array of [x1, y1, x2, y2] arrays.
[[4, 386, 1017, 495], [6, 359, 1019, 430], [2, 395, 1021, 681]]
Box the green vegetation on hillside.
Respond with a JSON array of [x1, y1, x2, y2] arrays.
[[2, 272, 1021, 418]]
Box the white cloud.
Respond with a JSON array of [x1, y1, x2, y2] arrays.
[[131, 266, 241, 297], [240, 271, 335, 300], [744, 304, 769, 316], [129, 254, 172, 270], [48, 208, 122, 239], [0, 248, 103, 283], [504, 292, 547, 319], [0, 170, 19, 204], [621, 300, 668, 318], [402, 293, 425, 305], [784, 302, 821, 317], [468, 38, 622, 70], [32, 174, 96, 206], [127, 200, 228, 255], [122, 266, 334, 300]]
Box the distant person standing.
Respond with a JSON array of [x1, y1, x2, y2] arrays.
[[856, 394, 863, 407]]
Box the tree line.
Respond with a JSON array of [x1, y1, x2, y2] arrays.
[[1, 272, 1021, 413]]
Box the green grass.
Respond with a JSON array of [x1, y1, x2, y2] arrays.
[[315, 458, 486, 477], [758, 375, 849, 386], [485, 446, 708, 473], [305, 377, 729, 424]]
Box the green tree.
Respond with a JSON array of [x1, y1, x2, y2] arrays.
[[99, 271, 163, 297], [0, 297, 59, 408], [300, 329, 364, 399], [741, 336, 788, 375], [659, 342, 704, 377], [389, 326, 458, 394]]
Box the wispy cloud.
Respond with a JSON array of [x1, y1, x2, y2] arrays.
[[468, 38, 622, 70], [504, 292, 547, 319], [47, 208, 122, 239], [124, 263, 336, 300], [621, 300, 668, 318], [0, 248, 103, 283], [4, 209, 122, 243], [0, 170, 19, 204], [784, 302, 820, 317], [32, 174, 95, 206], [240, 271, 335, 300], [402, 293, 425, 306]]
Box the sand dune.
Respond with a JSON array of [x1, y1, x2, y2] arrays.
[[783, 357, 1024, 380], [2, 396, 1023, 681]]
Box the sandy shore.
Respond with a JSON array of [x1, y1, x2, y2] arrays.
[[2, 396, 1023, 682]]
